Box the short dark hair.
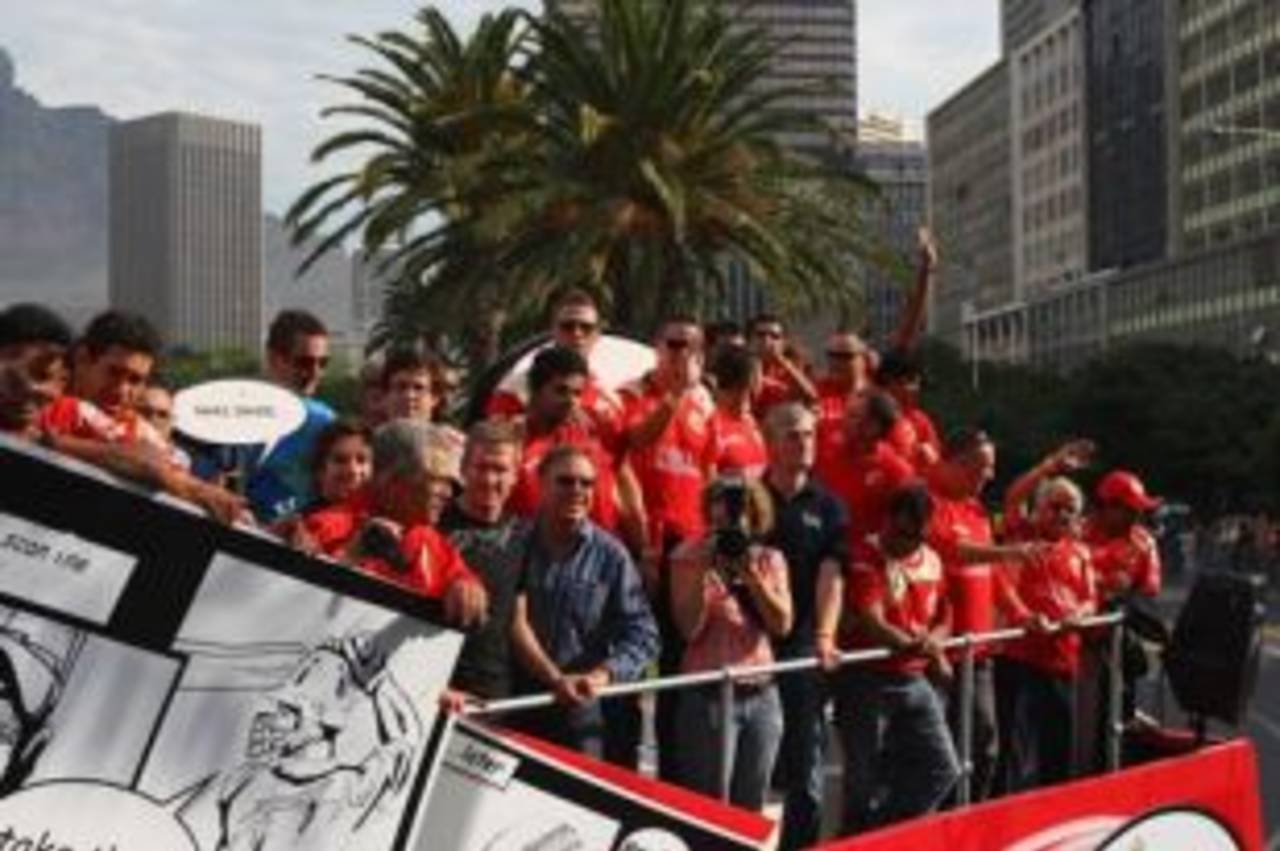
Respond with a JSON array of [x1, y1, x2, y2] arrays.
[[381, 347, 433, 389], [552, 288, 599, 315], [944, 427, 994, 460], [748, 313, 785, 334], [876, 347, 924, 384], [267, 309, 327, 355], [862, 390, 901, 436], [0, 304, 73, 352], [537, 443, 595, 479], [528, 345, 589, 394], [705, 319, 742, 347], [887, 482, 933, 527], [710, 345, 759, 393], [79, 310, 162, 359], [311, 419, 373, 477]]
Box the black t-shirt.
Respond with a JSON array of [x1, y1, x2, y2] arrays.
[[439, 503, 530, 700], [764, 476, 850, 657]]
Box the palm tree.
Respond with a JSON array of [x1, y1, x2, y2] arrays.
[[289, 0, 883, 350], [285, 8, 532, 364], [503, 0, 881, 331]]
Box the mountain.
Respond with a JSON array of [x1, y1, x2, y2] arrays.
[[0, 47, 112, 327]]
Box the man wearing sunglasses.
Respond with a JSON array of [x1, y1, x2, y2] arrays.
[[487, 289, 624, 446], [245, 309, 337, 522], [509, 445, 659, 759]]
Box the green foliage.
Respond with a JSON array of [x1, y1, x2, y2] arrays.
[[920, 340, 1280, 517], [287, 0, 884, 357], [159, 350, 260, 389]]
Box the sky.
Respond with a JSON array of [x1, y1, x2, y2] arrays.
[[3, 1, 998, 214]]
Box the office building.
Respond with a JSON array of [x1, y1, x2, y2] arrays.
[[1084, 0, 1169, 271], [927, 60, 1016, 352], [109, 112, 262, 352], [1002, 0, 1079, 54], [1172, 0, 1280, 255], [855, 115, 928, 342]]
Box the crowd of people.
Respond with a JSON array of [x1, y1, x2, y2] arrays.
[[0, 237, 1168, 847]]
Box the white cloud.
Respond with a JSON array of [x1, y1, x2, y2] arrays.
[[5, 1, 997, 210]]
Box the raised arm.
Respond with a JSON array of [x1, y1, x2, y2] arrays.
[[890, 227, 938, 352]]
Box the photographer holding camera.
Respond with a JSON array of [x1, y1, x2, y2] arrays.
[[668, 476, 793, 810]]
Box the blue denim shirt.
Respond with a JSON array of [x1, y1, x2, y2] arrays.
[[521, 521, 659, 683]]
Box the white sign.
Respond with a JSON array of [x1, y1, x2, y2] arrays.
[[173, 380, 306, 452], [0, 512, 136, 623]]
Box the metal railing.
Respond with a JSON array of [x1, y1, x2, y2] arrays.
[[467, 612, 1126, 806]]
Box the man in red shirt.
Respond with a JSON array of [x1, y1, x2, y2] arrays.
[[303, 418, 487, 628], [486, 289, 624, 444], [875, 348, 942, 469], [706, 345, 767, 479], [1084, 470, 1162, 603], [618, 315, 714, 781], [508, 346, 646, 553], [814, 330, 872, 464], [747, 313, 817, 416], [819, 390, 917, 547], [819, 483, 960, 832], [0, 304, 72, 441], [998, 448, 1098, 792]]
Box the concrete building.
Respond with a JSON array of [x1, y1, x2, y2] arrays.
[[926, 60, 1016, 352], [1010, 1, 1089, 301], [855, 115, 928, 342], [1084, 0, 1169, 271], [1172, 0, 1280, 256], [545, 0, 858, 161], [1002, 0, 1080, 54], [109, 112, 262, 352]]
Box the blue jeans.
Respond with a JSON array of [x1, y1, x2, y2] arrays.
[[834, 668, 960, 833], [677, 683, 784, 810], [775, 667, 827, 850]]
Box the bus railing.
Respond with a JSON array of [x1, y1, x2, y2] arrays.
[[466, 612, 1127, 806]]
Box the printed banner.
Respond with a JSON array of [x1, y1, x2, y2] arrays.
[[815, 739, 1265, 851], [416, 717, 774, 850], [0, 438, 464, 851]]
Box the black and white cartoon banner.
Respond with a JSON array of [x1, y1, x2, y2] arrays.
[[0, 438, 464, 851], [417, 718, 773, 851]]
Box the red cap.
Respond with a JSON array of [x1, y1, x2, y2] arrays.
[[1096, 470, 1161, 512]]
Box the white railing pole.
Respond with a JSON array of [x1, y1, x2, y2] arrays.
[[956, 635, 976, 806], [719, 668, 735, 801]]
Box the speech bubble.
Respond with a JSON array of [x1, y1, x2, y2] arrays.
[[0, 781, 197, 851], [174, 379, 306, 455]]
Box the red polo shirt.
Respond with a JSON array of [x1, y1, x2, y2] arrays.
[[705, 407, 767, 479], [844, 540, 948, 674], [815, 377, 854, 466], [819, 440, 916, 547], [928, 492, 998, 658], [1001, 533, 1097, 679], [303, 493, 477, 599], [1084, 519, 1161, 600], [620, 374, 714, 543], [508, 421, 619, 530], [40, 395, 188, 468], [487, 372, 624, 451], [888, 407, 942, 469]]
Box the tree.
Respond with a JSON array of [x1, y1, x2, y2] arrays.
[[288, 0, 884, 353], [286, 8, 532, 367]]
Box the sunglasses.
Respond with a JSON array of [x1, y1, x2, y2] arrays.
[[663, 338, 694, 351], [755, 329, 783, 340], [558, 320, 599, 334], [555, 474, 596, 490], [826, 350, 860, 361], [292, 355, 330, 370], [138, 406, 172, 421]]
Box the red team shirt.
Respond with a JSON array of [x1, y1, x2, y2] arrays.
[[303, 493, 477, 599], [814, 378, 854, 467], [844, 540, 949, 674], [927, 493, 1001, 658], [487, 373, 624, 451], [1001, 529, 1097, 679], [508, 421, 620, 531], [1083, 519, 1161, 600], [39, 395, 190, 468], [820, 439, 917, 547], [888, 407, 942, 470], [620, 376, 715, 543], [705, 408, 767, 479]]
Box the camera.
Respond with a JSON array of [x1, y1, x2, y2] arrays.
[[713, 479, 752, 582], [357, 522, 410, 574]]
